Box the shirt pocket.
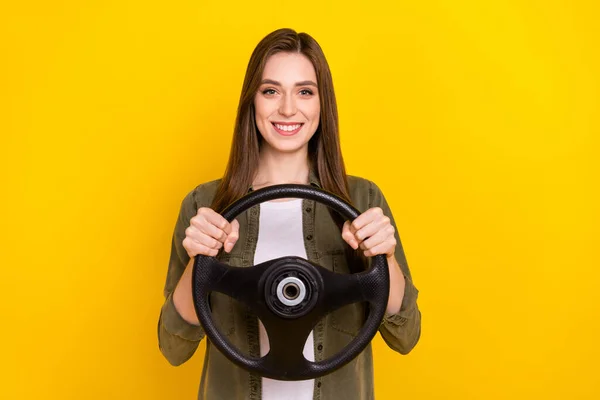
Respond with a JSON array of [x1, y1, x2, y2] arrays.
[[330, 253, 367, 337]]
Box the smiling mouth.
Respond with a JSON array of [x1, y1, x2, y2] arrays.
[[271, 122, 304, 136]]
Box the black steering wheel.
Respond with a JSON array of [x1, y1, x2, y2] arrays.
[[192, 184, 390, 380]]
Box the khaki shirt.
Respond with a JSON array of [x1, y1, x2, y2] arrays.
[[158, 174, 421, 399]]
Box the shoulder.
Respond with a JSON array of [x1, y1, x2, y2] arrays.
[[347, 175, 384, 210], [347, 175, 375, 190], [180, 178, 222, 213]]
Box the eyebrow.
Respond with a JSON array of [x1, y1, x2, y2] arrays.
[[261, 79, 318, 87]]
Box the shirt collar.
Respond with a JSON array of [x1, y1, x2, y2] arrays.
[[308, 168, 322, 188]]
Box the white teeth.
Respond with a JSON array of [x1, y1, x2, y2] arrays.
[[274, 123, 302, 132]]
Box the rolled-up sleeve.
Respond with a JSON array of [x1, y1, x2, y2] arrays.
[[369, 180, 422, 354], [158, 190, 206, 366]]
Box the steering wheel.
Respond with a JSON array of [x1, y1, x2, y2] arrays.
[[192, 184, 390, 380]]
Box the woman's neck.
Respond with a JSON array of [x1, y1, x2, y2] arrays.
[[253, 146, 310, 189]]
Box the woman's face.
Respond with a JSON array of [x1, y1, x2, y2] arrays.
[[254, 52, 320, 155]]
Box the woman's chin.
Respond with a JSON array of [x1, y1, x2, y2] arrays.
[[262, 140, 309, 155]]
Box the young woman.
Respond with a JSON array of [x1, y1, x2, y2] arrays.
[[158, 28, 421, 400]]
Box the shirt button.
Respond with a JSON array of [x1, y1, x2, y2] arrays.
[[317, 344, 323, 351], [306, 235, 313, 241], [305, 207, 312, 213], [317, 382, 322, 388]]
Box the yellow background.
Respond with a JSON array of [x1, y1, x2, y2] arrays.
[[2, 1, 599, 399]]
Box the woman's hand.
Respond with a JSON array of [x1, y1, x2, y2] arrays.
[[342, 207, 405, 315], [341, 207, 396, 257], [183, 207, 240, 257], [173, 208, 239, 325]]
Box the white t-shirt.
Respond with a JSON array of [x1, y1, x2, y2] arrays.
[[254, 198, 315, 399]]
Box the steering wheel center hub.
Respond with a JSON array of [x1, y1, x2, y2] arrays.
[[263, 259, 321, 319], [279, 277, 304, 303]]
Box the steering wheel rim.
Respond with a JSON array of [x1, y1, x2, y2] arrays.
[[192, 184, 390, 380]]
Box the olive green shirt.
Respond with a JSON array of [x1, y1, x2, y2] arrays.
[[158, 174, 421, 400]]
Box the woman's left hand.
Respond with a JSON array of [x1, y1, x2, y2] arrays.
[[341, 207, 396, 257]]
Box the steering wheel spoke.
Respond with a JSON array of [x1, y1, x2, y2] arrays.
[[205, 258, 277, 305], [259, 312, 317, 372], [319, 268, 370, 313]]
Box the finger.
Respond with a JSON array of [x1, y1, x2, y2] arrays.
[[355, 216, 391, 243], [183, 237, 219, 258], [224, 219, 240, 253], [350, 207, 384, 234], [361, 225, 394, 252], [341, 220, 358, 249], [191, 214, 228, 243], [194, 231, 224, 249], [185, 225, 223, 249], [364, 238, 397, 258], [202, 209, 232, 236]]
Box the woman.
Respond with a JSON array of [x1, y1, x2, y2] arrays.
[[158, 28, 421, 400]]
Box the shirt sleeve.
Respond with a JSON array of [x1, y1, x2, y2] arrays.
[[369, 180, 422, 355], [157, 190, 206, 366]]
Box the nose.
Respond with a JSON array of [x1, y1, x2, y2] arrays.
[[279, 94, 297, 117]]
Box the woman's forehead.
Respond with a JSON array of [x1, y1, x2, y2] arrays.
[[262, 52, 317, 83]]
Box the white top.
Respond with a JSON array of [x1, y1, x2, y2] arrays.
[[254, 198, 315, 399]]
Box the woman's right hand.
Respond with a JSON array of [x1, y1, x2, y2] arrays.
[[182, 207, 240, 257], [173, 208, 239, 325]]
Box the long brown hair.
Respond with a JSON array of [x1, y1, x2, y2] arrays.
[[211, 28, 351, 213]]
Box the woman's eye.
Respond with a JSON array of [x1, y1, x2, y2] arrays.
[[300, 89, 313, 96], [262, 89, 277, 95]]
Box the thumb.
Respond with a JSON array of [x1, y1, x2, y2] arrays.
[[224, 219, 240, 253], [341, 220, 358, 250]]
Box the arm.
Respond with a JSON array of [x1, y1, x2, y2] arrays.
[[157, 191, 205, 366], [371, 181, 422, 355]]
